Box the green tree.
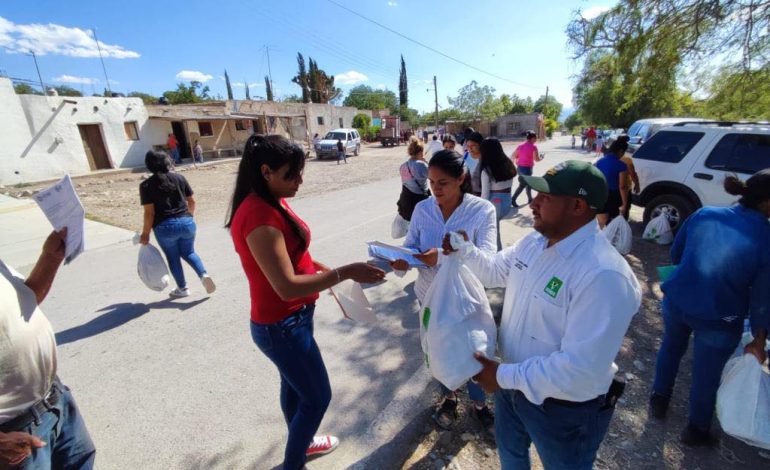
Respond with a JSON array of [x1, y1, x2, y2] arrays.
[[282, 94, 304, 103], [265, 76, 274, 101], [292, 53, 310, 103], [563, 109, 585, 131], [306, 57, 341, 104], [352, 113, 372, 129], [399, 54, 408, 112], [13, 83, 43, 95], [224, 70, 233, 100], [701, 67, 770, 120], [54, 86, 83, 97], [533, 95, 563, 122], [342, 85, 398, 111], [162, 81, 211, 104], [128, 91, 158, 104], [448, 81, 500, 120], [245, 81, 251, 100], [508, 94, 534, 114]]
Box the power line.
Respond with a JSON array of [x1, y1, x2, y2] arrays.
[[324, 0, 541, 90]]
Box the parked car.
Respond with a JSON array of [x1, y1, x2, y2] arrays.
[[315, 128, 361, 159], [632, 121, 770, 231], [626, 117, 710, 153]]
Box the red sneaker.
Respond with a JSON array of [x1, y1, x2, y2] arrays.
[[306, 435, 339, 457]]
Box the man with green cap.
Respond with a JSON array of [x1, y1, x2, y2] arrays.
[[443, 160, 641, 469]]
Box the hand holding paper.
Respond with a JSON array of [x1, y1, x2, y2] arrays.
[[32, 175, 85, 264]]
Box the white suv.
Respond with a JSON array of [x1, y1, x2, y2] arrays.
[[315, 128, 361, 159], [632, 121, 770, 230]]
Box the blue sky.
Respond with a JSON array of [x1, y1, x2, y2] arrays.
[[0, 0, 613, 115]]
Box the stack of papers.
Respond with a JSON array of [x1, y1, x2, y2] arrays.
[[367, 241, 427, 268]]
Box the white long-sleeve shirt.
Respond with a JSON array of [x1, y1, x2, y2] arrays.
[[480, 169, 513, 200], [461, 220, 641, 404], [404, 193, 497, 303]]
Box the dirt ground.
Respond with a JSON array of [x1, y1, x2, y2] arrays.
[[4, 142, 769, 469]]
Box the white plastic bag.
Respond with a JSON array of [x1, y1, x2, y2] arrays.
[[420, 245, 497, 390], [137, 244, 170, 291], [643, 211, 674, 245], [603, 216, 633, 255], [391, 214, 409, 239], [716, 354, 770, 450]]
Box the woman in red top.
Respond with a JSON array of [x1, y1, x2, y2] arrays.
[[226, 135, 385, 470]]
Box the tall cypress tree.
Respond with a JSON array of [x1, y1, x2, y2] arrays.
[[265, 75, 274, 101], [245, 80, 251, 100], [291, 53, 310, 103], [224, 70, 234, 100], [399, 54, 408, 112]]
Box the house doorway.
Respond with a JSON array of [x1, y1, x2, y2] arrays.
[[171, 121, 191, 160], [490, 124, 498, 137], [78, 124, 112, 170]]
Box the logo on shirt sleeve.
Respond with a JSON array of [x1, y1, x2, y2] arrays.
[[544, 276, 564, 298]]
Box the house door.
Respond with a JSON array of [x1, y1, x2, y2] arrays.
[[171, 121, 190, 160], [78, 124, 112, 170], [490, 124, 498, 137]]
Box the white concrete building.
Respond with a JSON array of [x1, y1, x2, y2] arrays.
[[0, 77, 161, 186]]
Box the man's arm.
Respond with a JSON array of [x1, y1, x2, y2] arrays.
[[745, 260, 770, 363], [139, 204, 154, 245], [23, 229, 66, 305], [496, 270, 640, 401]]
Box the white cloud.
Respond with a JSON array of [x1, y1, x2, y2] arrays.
[[232, 82, 264, 88], [387, 1, 398, 6], [175, 70, 213, 82], [375, 83, 386, 90], [581, 6, 611, 20], [0, 16, 139, 58], [335, 70, 369, 85], [54, 75, 99, 85]]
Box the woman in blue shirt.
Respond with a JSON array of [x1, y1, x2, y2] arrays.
[[650, 170, 770, 446], [594, 140, 629, 227]]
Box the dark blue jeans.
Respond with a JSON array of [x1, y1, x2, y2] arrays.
[[512, 166, 533, 205], [153, 216, 207, 290], [250, 305, 331, 470], [17, 383, 96, 470], [652, 300, 743, 431], [495, 390, 613, 470], [439, 380, 486, 403]]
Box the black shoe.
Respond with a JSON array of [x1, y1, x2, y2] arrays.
[[432, 397, 458, 430], [680, 423, 718, 447], [511, 201, 519, 208], [474, 405, 495, 434], [649, 392, 670, 419]]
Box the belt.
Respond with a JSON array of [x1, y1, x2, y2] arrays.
[[490, 189, 511, 194], [544, 394, 604, 408], [0, 380, 61, 432]]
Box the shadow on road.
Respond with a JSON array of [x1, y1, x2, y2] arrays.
[[55, 297, 209, 345]]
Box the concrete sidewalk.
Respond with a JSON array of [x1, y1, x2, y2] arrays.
[[0, 193, 135, 272]]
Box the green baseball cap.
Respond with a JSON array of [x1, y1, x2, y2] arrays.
[[521, 160, 608, 209]]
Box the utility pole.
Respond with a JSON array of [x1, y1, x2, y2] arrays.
[[542, 85, 549, 139], [29, 51, 45, 93], [433, 75, 439, 133], [265, 46, 274, 98], [92, 28, 112, 96]]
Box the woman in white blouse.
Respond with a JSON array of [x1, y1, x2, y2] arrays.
[[479, 137, 516, 251], [391, 149, 497, 432]]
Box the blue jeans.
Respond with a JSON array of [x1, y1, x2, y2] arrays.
[[250, 305, 331, 470], [337, 150, 346, 162], [153, 216, 207, 289], [489, 191, 512, 251], [495, 390, 613, 470], [171, 148, 181, 163], [440, 380, 486, 404], [512, 166, 533, 205], [16, 383, 96, 470], [652, 300, 742, 431]]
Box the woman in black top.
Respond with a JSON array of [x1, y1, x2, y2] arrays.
[[139, 150, 215, 297]]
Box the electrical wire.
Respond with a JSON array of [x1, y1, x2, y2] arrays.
[[324, 0, 541, 90]]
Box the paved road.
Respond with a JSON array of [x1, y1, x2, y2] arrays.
[[2, 135, 593, 469]]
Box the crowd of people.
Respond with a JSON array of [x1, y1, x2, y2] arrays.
[[2, 129, 768, 470]]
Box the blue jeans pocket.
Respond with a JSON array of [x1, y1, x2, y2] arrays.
[[250, 323, 274, 353]]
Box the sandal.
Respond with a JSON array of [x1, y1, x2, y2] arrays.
[[432, 397, 458, 429]]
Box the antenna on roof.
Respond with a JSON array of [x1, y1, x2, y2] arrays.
[[91, 28, 112, 96]]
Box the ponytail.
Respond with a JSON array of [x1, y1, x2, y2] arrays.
[[724, 170, 770, 210]]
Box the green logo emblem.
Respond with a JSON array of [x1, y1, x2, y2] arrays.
[[544, 277, 564, 298], [422, 307, 431, 329]]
